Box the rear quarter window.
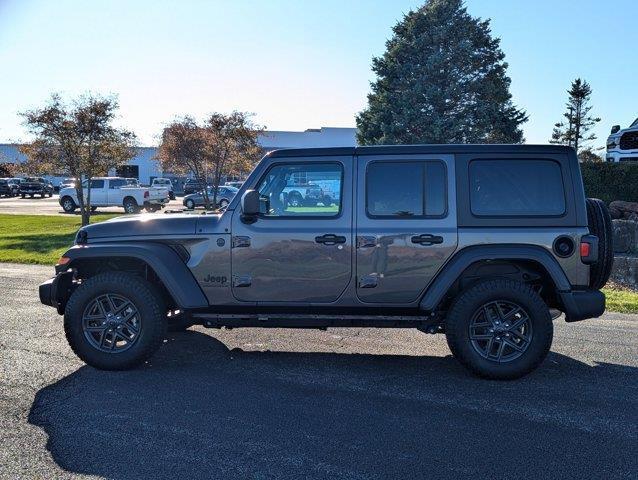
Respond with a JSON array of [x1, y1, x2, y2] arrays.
[[469, 159, 566, 217]]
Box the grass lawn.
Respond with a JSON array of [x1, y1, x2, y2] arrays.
[[602, 286, 638, 314], [0, 213, 120, 265]]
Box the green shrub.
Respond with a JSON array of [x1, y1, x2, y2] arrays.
[[580, 162, 638, 204]]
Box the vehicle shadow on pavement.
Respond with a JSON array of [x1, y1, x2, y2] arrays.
[[28, 330, 637, 480]]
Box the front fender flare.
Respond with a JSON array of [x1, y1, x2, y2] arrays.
[[59, 242, 208, 309]]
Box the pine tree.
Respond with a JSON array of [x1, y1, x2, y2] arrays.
[[549, 78, 600, 154], [356, 0, 527, 145]]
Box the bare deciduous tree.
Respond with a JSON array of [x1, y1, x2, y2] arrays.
[[158, 112, 263, 209], [20, 93, 136, 225]]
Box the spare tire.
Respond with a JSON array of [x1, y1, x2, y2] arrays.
[[586, 198, 614, 289]]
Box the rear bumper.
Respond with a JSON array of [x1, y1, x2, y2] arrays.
[[559, 289, 605, 322]]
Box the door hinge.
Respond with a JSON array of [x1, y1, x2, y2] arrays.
[[232, 275, 252, 287], [232, 236, 251, 248], [357, 236, 377, 248], [358, 274, 379, 288]]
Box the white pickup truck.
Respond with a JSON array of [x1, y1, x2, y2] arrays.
[[59, 177, 170, 214], [606, 117, 638, 162]]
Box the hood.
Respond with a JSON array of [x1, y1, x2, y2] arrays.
[[81, 212, 226, 241]]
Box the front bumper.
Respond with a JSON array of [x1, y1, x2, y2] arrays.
[[606, 150, 638, 162], [39, 270, 76, 314], [559, 289, 605, 322]]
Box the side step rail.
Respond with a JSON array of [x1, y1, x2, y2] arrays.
[[191, 312, 440, 330]]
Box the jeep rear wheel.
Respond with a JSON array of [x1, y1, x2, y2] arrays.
[[445, 279, 553, 380], [64, 272, 167, 370]]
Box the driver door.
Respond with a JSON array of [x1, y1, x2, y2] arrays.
[[230, 157, 352, 303]]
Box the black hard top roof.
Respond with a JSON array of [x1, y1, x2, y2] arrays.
[[267, 144, 574, 158]]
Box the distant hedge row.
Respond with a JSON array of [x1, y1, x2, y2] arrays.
[[581, 163, 638, 204]]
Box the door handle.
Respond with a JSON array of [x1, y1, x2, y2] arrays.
[[410, 234, 444, 245], [315, 234, 347, 245]]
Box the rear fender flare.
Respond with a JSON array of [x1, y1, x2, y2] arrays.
[[419, 244, 571, 312]]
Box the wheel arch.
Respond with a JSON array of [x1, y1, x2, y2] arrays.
[[59, 243, 208, 310], [420, 245, 571, 313], [122, 195, 138, 206]]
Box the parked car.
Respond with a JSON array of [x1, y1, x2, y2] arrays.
[[0, 178, 13, 197], [183, 178, 207, 195], [20, 177, 54, 198], [58, 177, 169, 213], [40, 144, 610, 379], [7, 178, 23, 196], [607, 118, 638, 162], [183, 185, 238, 209], [152, 178, 176, 200]]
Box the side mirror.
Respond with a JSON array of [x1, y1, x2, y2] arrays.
[[611, 125, 621, 134], [241, 189, 260, 223]]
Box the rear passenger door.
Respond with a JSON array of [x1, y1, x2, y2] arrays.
[[107, 179, 127, 205], [355, 155, 458, 304]]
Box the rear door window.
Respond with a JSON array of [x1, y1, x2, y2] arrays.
[[109, 179, 126, 189], [469, 159, 565, 216], [366, 161, 447, 218]]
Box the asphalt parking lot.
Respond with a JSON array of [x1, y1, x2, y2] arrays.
[[1, 263, 637, 479], [0, 195, 185, 216]]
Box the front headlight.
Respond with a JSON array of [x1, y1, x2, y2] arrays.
[[607, 136, 619, 150]]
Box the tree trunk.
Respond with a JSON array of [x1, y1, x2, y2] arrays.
[[86, 179, 92, 224], [75, 176, 90, 226], [200, 175, 211, 210]]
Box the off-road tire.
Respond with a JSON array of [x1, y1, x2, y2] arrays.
[[586, 198, 613, 289], [445, 279, 553, 380], [64, 272, 167, 370]]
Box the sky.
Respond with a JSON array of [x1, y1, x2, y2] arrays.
[[0, 0, 636, 147]]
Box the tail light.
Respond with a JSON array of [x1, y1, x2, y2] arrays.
[[144, 190, 149, 198], [580, 235, 598, 264]]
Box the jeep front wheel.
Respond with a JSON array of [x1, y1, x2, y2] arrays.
[[445, 279, 553, 380], [64, 272, 167, 370]]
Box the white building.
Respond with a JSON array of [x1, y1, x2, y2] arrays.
[[0, 127, 357, 188]]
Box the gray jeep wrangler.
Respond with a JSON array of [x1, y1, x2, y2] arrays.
[[39, 145, 612, 379]]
